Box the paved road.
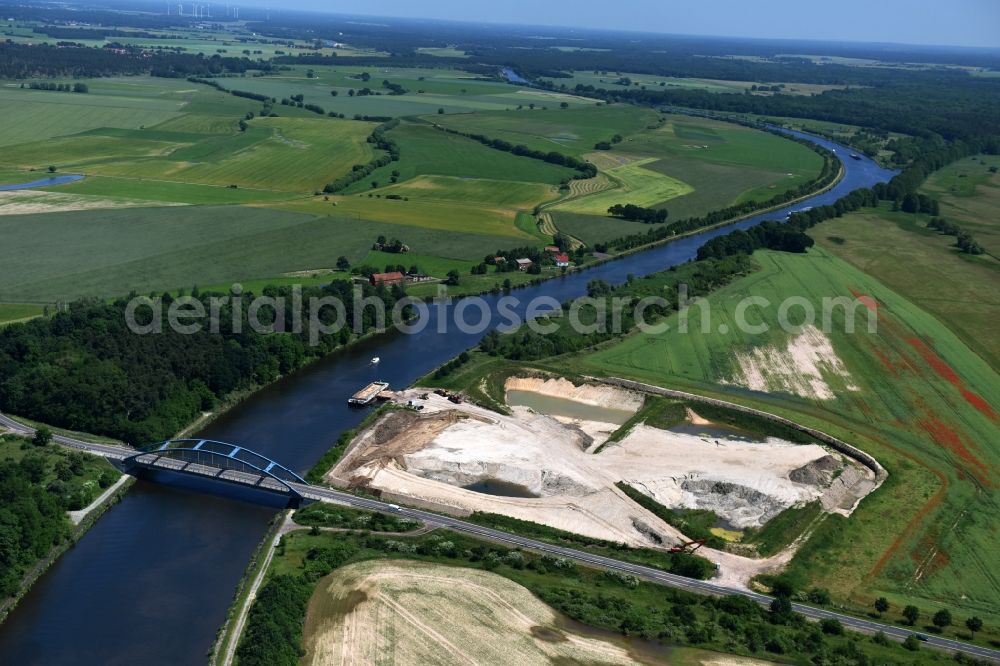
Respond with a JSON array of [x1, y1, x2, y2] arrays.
[[3, 411, 997, 662], [0, 413, 132, 459]]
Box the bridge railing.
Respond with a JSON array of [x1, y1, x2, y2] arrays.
[[124, 439, 308, 498]]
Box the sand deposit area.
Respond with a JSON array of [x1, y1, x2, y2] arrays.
[[724, 325, 860, 401], [301, 560, 647, 665], [329, 378, 876, 585]]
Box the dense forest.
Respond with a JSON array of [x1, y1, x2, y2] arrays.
[[0, 433, 120, 598], [564, 81, 1000, 143], [0, 42, 270, 79], [0, 282, 411, 444]]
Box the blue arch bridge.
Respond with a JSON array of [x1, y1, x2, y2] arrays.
[[117, 439, 312, 507]]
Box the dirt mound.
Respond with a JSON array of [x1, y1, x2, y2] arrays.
[[679, 479, 787, 528], [504, 376, 644, 411], [789, 455, 842, 485], [329, 409, 465, 482]]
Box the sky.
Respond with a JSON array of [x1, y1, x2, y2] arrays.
[[271, 0, 1000, 49]]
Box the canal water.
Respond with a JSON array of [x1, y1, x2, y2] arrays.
[[0, 132, 895, 665], [506, 390, 636, 425]]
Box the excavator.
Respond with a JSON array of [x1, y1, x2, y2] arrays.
[[668, 539, 706, 554]]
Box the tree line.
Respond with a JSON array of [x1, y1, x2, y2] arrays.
[[23, 80, 88, 93], [431, 123, 598, 180], [0, 42, 271, 80], [323, 119, 401, 194], [570, 78, 1000, 144], [478, 254, 755, 361], [927, 218, 986, 255], [608, 203, 669, 224], [0, 282, 411, 444]]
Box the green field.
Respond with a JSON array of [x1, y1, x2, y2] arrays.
[[0, 303, 44, 326], [341, 122, 576, 194], [0, 67, 603, 302], [271, 196, 534, 239], [639, 115, 825, 182], [429, 109, 825, 247], [416, 46, 469, 58], [920, 154, 1000, 255], [815, 204, 1000, 369], [361, 251, 475, 276], [0, 82, 186, 146], [0, 205, 534, 302], [0, 77, 822, 291], [371, 175, 559, 209], [1, 24, 376, 59], [429, 105, 658, 156], [40, 175, 300, 205], [554, 157, 694, 214], [545, 211, 654, 245], [196, 64, 594, 117], [579, 248, 1000, 628], [542, 70, 848, 97], [548, 113, 826, 243], [0, 115, 375, 192]]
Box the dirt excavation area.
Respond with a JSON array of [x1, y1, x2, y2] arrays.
[[328, 378, 877, 587], [301, 560, 646, 665], [724, 325, 860, 401]]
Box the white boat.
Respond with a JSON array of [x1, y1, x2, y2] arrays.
[[371, 356, 381, 365]]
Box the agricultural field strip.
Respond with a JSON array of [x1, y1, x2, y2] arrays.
[[554, 157, 694, 214]]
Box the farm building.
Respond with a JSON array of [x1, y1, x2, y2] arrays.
[[515, 258, 533, 271], [370, 271, 405, 287]]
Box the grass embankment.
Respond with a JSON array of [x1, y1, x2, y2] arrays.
[[235, 525, 955, 666], [292, 503, 422, 533], [615, 482, 727, 550], [597, 396, 687, 449], [741, 502, 824, 557], [0, 303, 44, 327], [578, 247, 1000, 638], [464, 511, 715, 579]]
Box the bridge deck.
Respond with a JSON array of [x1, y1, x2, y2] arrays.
[[132, 453, 295, 494]]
